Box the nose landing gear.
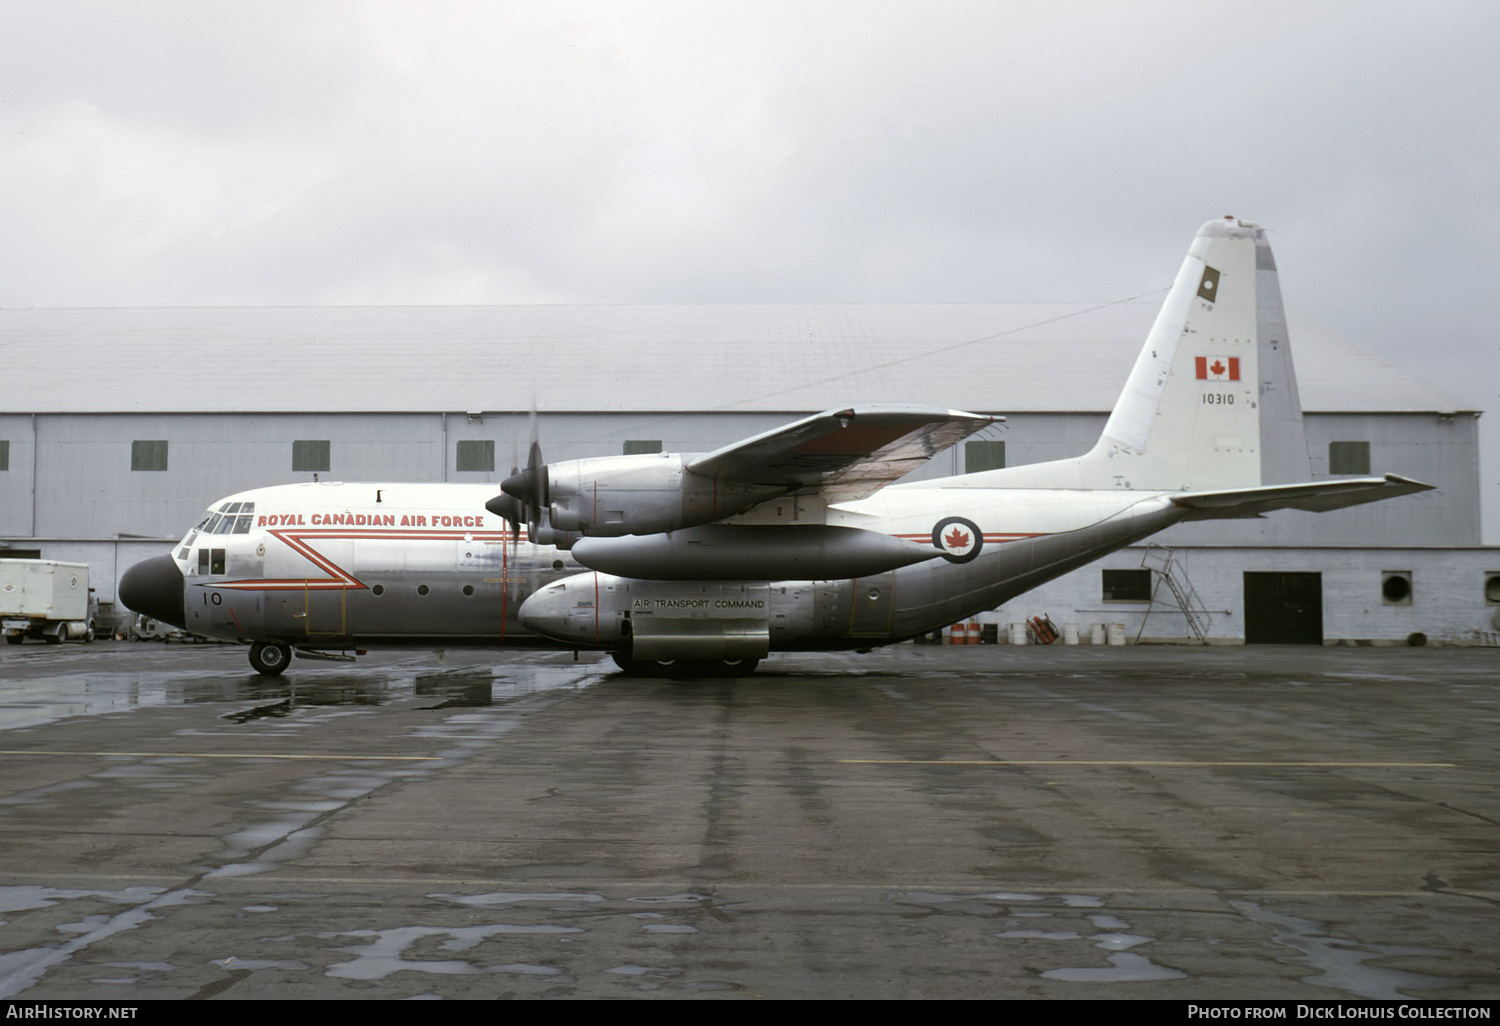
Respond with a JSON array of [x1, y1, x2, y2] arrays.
[[248, 641, 292, 677]]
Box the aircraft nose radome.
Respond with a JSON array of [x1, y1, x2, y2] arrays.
[[119, 554, 186, 629], [517, 585, 569, 641]]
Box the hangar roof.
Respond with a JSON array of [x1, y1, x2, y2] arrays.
[[0, 303, 1472, 416]]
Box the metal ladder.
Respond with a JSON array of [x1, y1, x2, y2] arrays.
[[1139, 544, 1210, 644]]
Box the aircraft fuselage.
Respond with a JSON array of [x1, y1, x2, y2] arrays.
[[122, 476, 1189, 674]]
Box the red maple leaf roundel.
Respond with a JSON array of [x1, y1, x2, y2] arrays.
[[944, 526, 971, 550]]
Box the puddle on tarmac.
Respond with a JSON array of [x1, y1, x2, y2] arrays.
[[323, 924, 578, 980], [0, 652, 606, 732], [1231, 899, 1461, 999], [892, 890, 1186, 985]]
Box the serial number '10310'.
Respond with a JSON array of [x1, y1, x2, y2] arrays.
[[1202, 392, 1235, 404]]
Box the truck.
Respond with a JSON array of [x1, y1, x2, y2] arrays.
[[1, 559, 98, 644]]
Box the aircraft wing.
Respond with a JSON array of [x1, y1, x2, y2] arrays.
[[687, 404, 997, 503], [1171, 475, 1433, 519]]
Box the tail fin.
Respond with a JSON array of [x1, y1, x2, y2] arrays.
[[982, 217, 1309, 491]]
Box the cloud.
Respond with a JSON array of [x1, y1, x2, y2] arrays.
[[2, 0, 1497, 536]]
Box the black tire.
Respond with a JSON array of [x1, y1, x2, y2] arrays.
[[609, 653, 690, 677], [715, 657, 760, 677], [248, 641, 292, 677], [84, 622, 96, 643], [4, 634, 22, 645], [43, 629, 62, 645]]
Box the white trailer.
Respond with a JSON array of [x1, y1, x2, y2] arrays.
[[1, 560, 98, 644]]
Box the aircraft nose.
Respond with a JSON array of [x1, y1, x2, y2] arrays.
[[517, 583, 564, 640], [119, 554, 186, 629]]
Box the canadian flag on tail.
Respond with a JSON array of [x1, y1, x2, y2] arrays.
[[1195, 356, 1240, 381]]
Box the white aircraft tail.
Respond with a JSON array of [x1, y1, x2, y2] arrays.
[[977, 217, 1309, 492]]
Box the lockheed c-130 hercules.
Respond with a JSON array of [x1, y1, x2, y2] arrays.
[[119, 218, 1430, 677]]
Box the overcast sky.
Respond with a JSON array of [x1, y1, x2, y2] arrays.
[[3, 1, 1497, 539]]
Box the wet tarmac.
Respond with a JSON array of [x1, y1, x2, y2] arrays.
[[0, 639, 1495, 999]]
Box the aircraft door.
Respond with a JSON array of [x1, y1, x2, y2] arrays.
[[304, 582, 349, 636]]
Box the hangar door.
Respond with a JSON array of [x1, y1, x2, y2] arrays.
[[1243, 572, 1323, 644]]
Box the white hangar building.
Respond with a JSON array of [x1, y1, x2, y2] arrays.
[[1, 303, 1493, 644]]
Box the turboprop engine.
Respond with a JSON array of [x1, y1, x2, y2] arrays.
[[495, 453, 789, 546]]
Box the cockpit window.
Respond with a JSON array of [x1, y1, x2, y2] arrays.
[[182, 504, 254, 552]]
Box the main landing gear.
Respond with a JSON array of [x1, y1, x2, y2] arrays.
[[610, 652, 761, 678], [248, 641, 292, 677]]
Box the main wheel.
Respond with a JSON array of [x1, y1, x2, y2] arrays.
[[4, 634, 22, 645], [248, 641, 292, 677], [714, 657, 760, 677], [609, 653, 760, 678], [610, 652, 679, 676], [609, 653, 694, 677]]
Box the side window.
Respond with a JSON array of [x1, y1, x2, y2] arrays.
[[293, 440, 331, 472], [623, 440, 662, 455], [131, 440, 168, 471], [1329, 441, 1370, 475], [0, 440, 8, 471], [965, 440, 1006, 473], [457, 440, 495, 472]]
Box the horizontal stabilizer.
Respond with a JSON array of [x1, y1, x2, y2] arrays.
[[688, 404, 996, 503], [1172, 475, 1432, 519]]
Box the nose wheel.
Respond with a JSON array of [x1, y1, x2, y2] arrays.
[[248, 641, 292, 677]]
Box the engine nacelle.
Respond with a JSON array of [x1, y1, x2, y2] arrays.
[[544, 453, 786, 537], [571, 525, 940, 581]]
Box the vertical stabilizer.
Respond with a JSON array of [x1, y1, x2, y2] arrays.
[[971, 216, 1308, 492]]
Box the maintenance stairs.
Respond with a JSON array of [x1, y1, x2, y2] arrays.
[[1139, 544, 1211, 644]]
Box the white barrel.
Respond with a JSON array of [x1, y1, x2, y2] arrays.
[[1008, 622, 1028, 645], [1107, 623, 1126, 646], [1090, 623, 1106, 645], [1063, 623, 1079, 645]]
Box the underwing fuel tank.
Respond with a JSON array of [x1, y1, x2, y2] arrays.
[[569, 524, 938, 581]]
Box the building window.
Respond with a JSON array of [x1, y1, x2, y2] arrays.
[[132, 440, 168, 471], [965, 440, 1006, 473], [293, 440, 330, 472], [623, 440, 662, 455], [1329, 441, 1370, 475], [457, 440, 495, 472], [1102, 568, 1153, 602], [0, 440, 8, 471]]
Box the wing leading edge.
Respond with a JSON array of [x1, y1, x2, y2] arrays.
[[688, 404, 998, 504]]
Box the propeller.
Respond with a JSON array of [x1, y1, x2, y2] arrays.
[[486, 405, 550, 541]]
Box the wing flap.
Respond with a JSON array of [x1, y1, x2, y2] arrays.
[[1172, 475, 1433, 519], [687, 404, 997, 503]]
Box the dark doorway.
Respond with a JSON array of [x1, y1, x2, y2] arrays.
[[1243, 572, 1323, 644]]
